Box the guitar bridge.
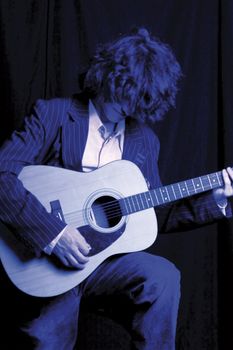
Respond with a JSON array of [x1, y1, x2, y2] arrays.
[[50, 200, 65, 222]]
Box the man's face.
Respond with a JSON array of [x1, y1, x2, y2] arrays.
[[101, 102, 127, 123]]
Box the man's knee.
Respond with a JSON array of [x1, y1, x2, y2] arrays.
[[131, 252, 181, 300]]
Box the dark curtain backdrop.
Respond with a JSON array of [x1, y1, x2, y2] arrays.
[[0, 1, 233, 349]]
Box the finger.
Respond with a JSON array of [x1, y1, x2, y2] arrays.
[[222, 169, 231, 186], [78, 243, 92, 256], [65, 254, 87, 269], [75, 230, 92, 255], [57, 255, 70, 267], [222, 169, 233, 197], [226, 167, 233, 181], [72, 247, 90, 264]]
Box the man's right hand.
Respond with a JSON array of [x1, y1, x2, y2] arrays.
[[53, 225, 91, 269]]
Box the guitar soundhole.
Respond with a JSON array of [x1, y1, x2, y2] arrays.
[[91, 195, 122, 229]]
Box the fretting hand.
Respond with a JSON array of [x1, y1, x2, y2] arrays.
[[53, 225, 91, 269], [213, 167, 233, 205]]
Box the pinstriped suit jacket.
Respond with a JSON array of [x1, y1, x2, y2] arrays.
[[0, 94, 228, 252]]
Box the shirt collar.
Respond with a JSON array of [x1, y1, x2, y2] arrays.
[[89, 100, 125, 140]]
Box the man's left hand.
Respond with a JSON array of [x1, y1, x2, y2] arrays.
[[213, 167, 233, 206]]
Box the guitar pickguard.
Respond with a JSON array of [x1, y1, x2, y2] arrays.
[[79, 223, 126, 256]]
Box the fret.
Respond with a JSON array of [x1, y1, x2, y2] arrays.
[[192, 177, 203, 193], [191, 179, 197, 193], [139, 193, 145, 208], [126, 197, 132, 213], [206, 174, 212, 188], [140, 192, 148, 209], [172, 182, 182, 198], [184, 181, 189, 194], [145, 192, 153, 207], [130, 196, 136, 212], [164, 186, 171, 201], [121, 196, 136, 215], [143, 192, 150, 208], [154, 188, 163, 205], [166, 185, 177, 201], [178, 182, 188, 197], [200, 175, 211, 190], [150, 190, 159, 206], [129, 195, 139, 212], [134, 194, 141, 211], [120, 198, 129, 215], [199, 177, 205, 191], [216, 172, 223, 187], [171, 185, 177, 200], [148, 191, 154, 206], [208, 173, 220, 188], [159, 187, 169, 203], [185, 179, 195, 195]]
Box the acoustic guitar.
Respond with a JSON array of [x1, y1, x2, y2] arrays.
[[0, 160, 224, 297]]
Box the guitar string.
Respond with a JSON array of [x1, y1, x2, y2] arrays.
[[63, 182, 198, 220], [64, 201, 126, 223], [61, 179, 219, 224], [63, 189, 156, 220], [65, 206, 124, 222], [82, 180, 216, 214], [63, 173, 220, 219], [62, 186, 193, 223], [61, 200, 124, 220], [60, 198, 127, 218], [65, 202, 150, 224]]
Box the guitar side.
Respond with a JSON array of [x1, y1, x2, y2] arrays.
[[0, 160, 157, 297]]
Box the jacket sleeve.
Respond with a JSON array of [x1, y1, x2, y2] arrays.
[[0, 99, 67, 253], [141, 126, 232, 233], [156, 191, 232, 234]]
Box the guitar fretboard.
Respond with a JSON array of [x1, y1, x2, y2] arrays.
[[120, 170, 224, 215]]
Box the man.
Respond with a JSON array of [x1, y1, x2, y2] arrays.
[[0, 28, 232, 350]]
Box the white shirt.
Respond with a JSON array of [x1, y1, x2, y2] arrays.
[[82, 100, 125, 171]]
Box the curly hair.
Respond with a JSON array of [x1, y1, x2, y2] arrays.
[[83, 28, 182, 123]]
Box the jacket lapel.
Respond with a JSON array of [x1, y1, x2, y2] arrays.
[[123, 120, 146, 169], [61, 96, 89, 171]]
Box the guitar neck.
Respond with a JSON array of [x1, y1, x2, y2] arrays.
[[120, 169, 225, 215]]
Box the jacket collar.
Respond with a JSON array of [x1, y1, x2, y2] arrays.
[[68, 93, 89, 122], [123, 119, 146, 168]]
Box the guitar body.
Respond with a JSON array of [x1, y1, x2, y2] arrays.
[[0, 160, 157, 297]]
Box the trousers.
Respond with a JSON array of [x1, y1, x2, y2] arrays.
[[1, 252, 181, 350]]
